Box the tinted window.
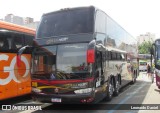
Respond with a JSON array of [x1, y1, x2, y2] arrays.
[[0, 29, 34, 52], [139, 62, 147, 65], [24, 34, 34, 46], [32, 46, 57, 74], [14, 34, 24, 49], [37, 7, 94, 38], [0, 29, 23, 52], [111, 52, 117, 60], [95, 10, 106, 33], [57, 43, 88, 73]]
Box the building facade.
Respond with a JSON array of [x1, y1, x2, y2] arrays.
[[5, 14, 24, 25], [137, 32, 155, 45], [4, 14, 39, 29]]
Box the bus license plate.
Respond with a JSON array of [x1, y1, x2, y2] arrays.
[[51, 98, 62, 102]]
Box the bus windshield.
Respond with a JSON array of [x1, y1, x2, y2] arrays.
[[156, 45, 160, 65], [32, 43, 90, 80], [37, 8, 93, 38]]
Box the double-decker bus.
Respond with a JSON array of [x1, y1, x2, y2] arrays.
[[0, 20, 35, 100], [18, 6, 138, 103], [151, 39, 160, 88]]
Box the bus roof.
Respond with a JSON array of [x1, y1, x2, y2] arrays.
[[0, 20, 35, 35], [42, 6, 95, 17]]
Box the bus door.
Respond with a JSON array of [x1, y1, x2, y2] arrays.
[[94, 51, 106, 101], [95, 51, 105, 87]]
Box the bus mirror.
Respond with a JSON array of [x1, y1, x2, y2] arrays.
[[17, 55, 21, 67], [150, 48, 153, 55], [87, 49, 95, 63], [17, 45, 31, 67], [150, 43, 155, 55], [96, 40, 102, 45], [150, 47, 154, 55]]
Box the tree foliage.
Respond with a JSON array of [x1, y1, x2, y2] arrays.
[[138, 41, 152, 54]]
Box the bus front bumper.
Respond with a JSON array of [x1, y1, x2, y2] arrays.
[[32, 92, 95, 104]]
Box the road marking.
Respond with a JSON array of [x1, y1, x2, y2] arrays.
[[107, 82, 146, 113]]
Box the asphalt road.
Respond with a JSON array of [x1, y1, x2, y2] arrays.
[[1, 72, 160, 113]]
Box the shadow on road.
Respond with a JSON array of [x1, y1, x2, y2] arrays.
[[0, 94, 31, 107]]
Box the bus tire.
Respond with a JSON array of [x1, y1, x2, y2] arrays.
[[113, 78, 120, 96], [105, 78, 114, 101], [131, 71, 136, 84]]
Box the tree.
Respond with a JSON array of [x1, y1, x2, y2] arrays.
[[138, 41, 152, 54]]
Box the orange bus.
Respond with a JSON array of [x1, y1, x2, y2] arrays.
[[0, 20, 35, 100]]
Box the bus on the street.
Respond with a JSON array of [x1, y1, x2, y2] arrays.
[[151, 39, 160, 88], [18, 6, 138, 103], [0, 20, 35, 100]]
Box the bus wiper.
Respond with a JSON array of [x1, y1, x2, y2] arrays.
[[32, 74, 48, 80], [69, 73, 85, 80], [56, 70, 84, 80]]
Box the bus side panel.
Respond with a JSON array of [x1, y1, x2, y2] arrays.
[[156, 71, 160, 88], [15, 54, 31, 96], [0, 53, 18, 100], [0, 53, 31, 100]]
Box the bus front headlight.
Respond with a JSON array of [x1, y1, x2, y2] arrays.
[[74, 88, 94, 94]]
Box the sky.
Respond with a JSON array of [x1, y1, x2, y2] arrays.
[[0, 0, 160, 38]]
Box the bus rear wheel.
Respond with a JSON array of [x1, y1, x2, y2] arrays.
[[113, 80, 120, 96], [131, 71, 136, 84], [105, 79, 114, 101]]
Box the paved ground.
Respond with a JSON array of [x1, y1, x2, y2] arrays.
[[137, 71, 155, 82], [1, 72, 160, 113], [137, 72, 160, 113]]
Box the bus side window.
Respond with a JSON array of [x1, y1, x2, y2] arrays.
[[111, 52, 116, 60], [24, 35, 34, 46], [2, 38, 9, 50], [121, 53, 125, 60], [96, 52, 101, 68], [117, 53, 121, 60], [106, 51, 111, 60], [13, 35, 24, 49]]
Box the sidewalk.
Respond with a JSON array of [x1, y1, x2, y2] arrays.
[[137, 72, 155, 82], [137, 72, 160, 113]]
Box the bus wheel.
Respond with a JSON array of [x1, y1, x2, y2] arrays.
[[105, 79, 114, 101], [131, 72, 136, 84], [113, 80, 120, 96]]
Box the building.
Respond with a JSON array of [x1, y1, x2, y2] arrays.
[[5, 14, 24, 25], [137, 32, 155, 45], [24, 17, 34, 24], [23, 21, 39, 29], [3, 14, 39, 29]]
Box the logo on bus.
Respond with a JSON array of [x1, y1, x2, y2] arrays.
[[0, 54, 30, 85]]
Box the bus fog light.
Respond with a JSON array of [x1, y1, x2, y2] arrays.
[[74, 88, 94, 94], [32, 88, 42, 93]]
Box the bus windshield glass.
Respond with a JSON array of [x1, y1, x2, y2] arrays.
[[156, 45, 160, 65], [32, 43, 90, 80], [37, 8, 93, 38]]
